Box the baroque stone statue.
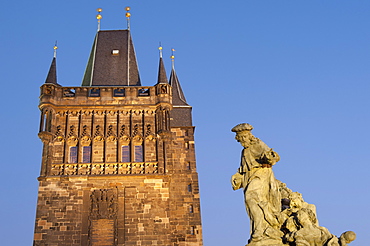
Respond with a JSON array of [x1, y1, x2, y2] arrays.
[[231, 123, 355, 246]]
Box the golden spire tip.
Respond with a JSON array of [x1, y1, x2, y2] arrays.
[[159, 43, 163, 58], [96, 8, 102, 31], [53, 41, 58, 58], [125, 6, 131, 30]]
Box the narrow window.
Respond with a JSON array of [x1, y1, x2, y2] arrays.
[[113, 88, 125, 97], [186, 162, 191, 170], [185, 142, 189, 149], [189, 205, 194, 213], [138, 88, 150, 96], [122, 145, 130, 162], [190, 226, 195, 235], [42, 113, 47, 131], [69, 146, 78, 163], [63, 88, 75, 97], [134, 145, 143, 162], [89, 88, 100, 97], [83, 146, 91, 163], [46, 111, 52, 132], [187, 184, 192, 192]]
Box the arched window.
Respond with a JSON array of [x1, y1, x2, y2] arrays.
[[69, 146, 78, 163], [82, 146, 91, 163], [121, 145, 130, 162], [134, 145, 143, 162]]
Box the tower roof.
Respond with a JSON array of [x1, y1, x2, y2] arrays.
[[45, 57, 58, 85], [82, 30, 141, 86], [156, 57, 168, 84], [169, 67, 188, 105]]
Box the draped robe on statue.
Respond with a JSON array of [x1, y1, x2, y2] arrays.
[[234, 138, 283, 245]]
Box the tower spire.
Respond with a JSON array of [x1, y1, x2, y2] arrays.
[[169, 50, 187, 105], [45, 43, 58, 85], [157, 44, 168, 84]]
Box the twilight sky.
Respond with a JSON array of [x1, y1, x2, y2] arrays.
[[1, 1, 369, 245]]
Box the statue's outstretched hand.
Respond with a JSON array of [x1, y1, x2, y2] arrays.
[[231, 172, 243, 190]]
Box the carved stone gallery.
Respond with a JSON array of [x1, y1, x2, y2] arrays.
[[231, 123, 356, 246]]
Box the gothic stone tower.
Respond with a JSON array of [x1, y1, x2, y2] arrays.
[[33, 16, 203, 246]]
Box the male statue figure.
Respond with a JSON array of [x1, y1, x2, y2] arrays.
[[231, 123, 283, 246]]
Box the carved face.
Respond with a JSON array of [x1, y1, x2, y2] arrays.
[[235, 131, 253, 148], [289, 193, 303, 209]]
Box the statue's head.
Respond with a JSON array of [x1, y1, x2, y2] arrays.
[[231, 123, 254, 148], [288, 192, 303, 209], [340, 231, 356, 244]]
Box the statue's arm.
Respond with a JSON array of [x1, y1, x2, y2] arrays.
[[231, 172, 244, 190]]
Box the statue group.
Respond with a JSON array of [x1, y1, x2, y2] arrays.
[[231, 123, 356, 246]]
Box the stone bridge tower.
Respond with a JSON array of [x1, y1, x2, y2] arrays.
[[33, 10, 203, 246]]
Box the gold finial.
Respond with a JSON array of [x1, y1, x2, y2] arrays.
[[53, 41, 58, 58], [96, 8, 103, 31], [125, 6, 131, 30], [159, 43, 163, 58]]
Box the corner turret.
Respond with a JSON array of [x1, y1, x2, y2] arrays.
[[44, 45, 58, 85]]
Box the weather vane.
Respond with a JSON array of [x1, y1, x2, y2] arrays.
[[125, 7, 131, 30], [96, 8, 103, 31]]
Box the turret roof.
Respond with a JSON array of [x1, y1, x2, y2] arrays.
[[45, 57, 58, 85], [169, 67, 188, 105]]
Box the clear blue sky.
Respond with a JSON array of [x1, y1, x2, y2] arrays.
[[1, 1, 369, 245]]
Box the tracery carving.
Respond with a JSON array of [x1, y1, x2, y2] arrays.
[[64, 164, 77, 175], [119, 125, 130, 144], [67, 125, 78, 146], [90, 189, 117, 220], [78, 164, 91, 175], [105, 164, 117, 174], [68, 110, 80, 117], [132, 124, 141, 137], [91, 164, 104, 175], [55, 111, 65, 117], [107, 110, 117, 116], [132, 110, 142, 116], [93, 125, 104, 142], [119, 125, 126, 138], [145, 124, 156, 141], [53, 125, 64, 142], [80, 125, 91, 146], [93, 110, 105, 116], [144, 109, 155, 116], [43, 85, 53, 95], [106, 125, 117, 142], [81, 110, 91, 116], [119, 110, 130, 116]]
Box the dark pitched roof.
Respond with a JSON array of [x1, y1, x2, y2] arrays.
[[82, 30, 141, 86], [45, 57, 58, 85], [156, 57, 168, 84], [169, 67, 188, 105]]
